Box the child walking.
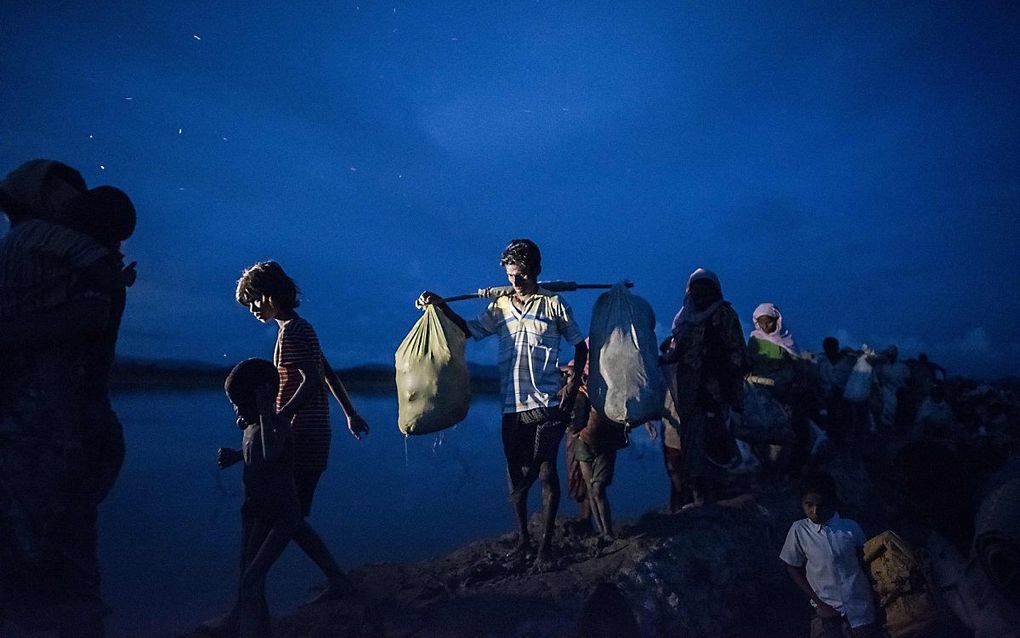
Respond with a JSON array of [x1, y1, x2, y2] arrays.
[[234, 261, 359, 603], [219, 359, 302, 637], [780, 471, 877, 638]]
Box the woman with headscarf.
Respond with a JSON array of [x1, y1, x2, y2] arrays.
[[659, 268, 749, 507], [746, 302, 808, 484], [748, 303, 799, 396]]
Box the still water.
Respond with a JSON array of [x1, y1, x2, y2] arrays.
[[99, 391, 667, 637]]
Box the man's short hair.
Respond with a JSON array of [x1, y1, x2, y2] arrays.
[[235, 260, 300, 309], [500, 238, 542, 275], [224, 358, 279, 417], [799, 470, 838, 500], [822, 337, 839, 352]]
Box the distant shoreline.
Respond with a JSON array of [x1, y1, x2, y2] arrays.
[[109, 358, 502, 395]]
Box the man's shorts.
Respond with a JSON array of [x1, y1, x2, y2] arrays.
[[501, 406, 567, 470]]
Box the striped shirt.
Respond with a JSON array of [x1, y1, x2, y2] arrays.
[[273, 317, 331, 472], [468, 288, 584, 414], [0, 219, 110, 318]]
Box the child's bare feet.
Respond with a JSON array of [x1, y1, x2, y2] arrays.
[[196, 607, 238, 637], [301, 574, 354, 607]]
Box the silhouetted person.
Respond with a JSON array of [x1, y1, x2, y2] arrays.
[[212, 359, 340, 638], [419, 239, 587, 570], [0, 160, 131, 637]]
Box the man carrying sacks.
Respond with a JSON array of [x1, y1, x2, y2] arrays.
[[418, 239, 587, 570]]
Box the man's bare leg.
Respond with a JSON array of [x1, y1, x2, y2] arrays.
[[534, 461, 560, 568], [507, 464, 537, 555]]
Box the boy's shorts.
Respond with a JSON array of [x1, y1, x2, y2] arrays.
[[573, 436, 617, 486]]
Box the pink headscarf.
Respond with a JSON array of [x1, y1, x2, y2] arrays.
[[750, 302, 798, 356]]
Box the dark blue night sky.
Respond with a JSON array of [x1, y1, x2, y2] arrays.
[[2, 1, 1018, 376]]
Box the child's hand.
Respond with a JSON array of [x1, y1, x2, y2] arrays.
[[814, 601, 839, 619], [217, 447, 242, 469], [347, 413, 370, 440], [121, 261, 137, 287]]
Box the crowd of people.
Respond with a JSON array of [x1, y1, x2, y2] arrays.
[[2, 158, 1017, 637]]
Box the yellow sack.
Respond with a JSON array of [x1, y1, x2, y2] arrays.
[[395, 305, 471, 435], [864, 530, 944, 638]]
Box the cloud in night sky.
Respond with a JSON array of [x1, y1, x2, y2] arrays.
[[2, 1, 1018, 377]]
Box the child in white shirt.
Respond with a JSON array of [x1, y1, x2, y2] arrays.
[[780, 471, 877, 638]]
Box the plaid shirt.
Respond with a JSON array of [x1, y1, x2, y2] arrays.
[[0, 219, 109, 318], [468, 288, 584, 414]]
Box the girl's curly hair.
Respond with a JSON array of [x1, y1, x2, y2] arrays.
[[235, 260, 300, 310]]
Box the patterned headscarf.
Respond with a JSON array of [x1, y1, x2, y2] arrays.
[[670, 268, 724, 338]]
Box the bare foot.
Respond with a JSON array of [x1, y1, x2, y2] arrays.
[[301, 574, 354, 607], [505, 535, 533, 560], [533, 543, 556, 572], [196, 608, 238, 637]]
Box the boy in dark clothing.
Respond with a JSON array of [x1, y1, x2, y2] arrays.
[[213, 359, 311, 638]]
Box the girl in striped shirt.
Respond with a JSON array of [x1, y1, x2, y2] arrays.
[[235, 260, 365, 605]]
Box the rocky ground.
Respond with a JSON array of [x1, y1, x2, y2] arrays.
[[183, 408, 1020, 638], [184, 457, 883, 638]]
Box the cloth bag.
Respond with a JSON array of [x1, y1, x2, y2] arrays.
[[734, 381, 792, 443], [844, 354, 874, 403], [587, 283, 666, 425], [395, 305, 470, 435]]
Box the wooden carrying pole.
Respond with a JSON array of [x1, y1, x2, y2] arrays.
[[439, 280, 633, 304]]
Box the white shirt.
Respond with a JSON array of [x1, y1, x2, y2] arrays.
[[468, 288, 584, 414], [780, 514, 876, 628], [817, 354, 854, 395], [878, 360, 910, 391]]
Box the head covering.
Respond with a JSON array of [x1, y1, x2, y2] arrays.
[[670, 267, 725, 338], [750, 302, 798, 356], [0, 159, 86, 223]]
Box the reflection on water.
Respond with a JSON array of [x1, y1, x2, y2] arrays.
[[100, 391, 667, 637]]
